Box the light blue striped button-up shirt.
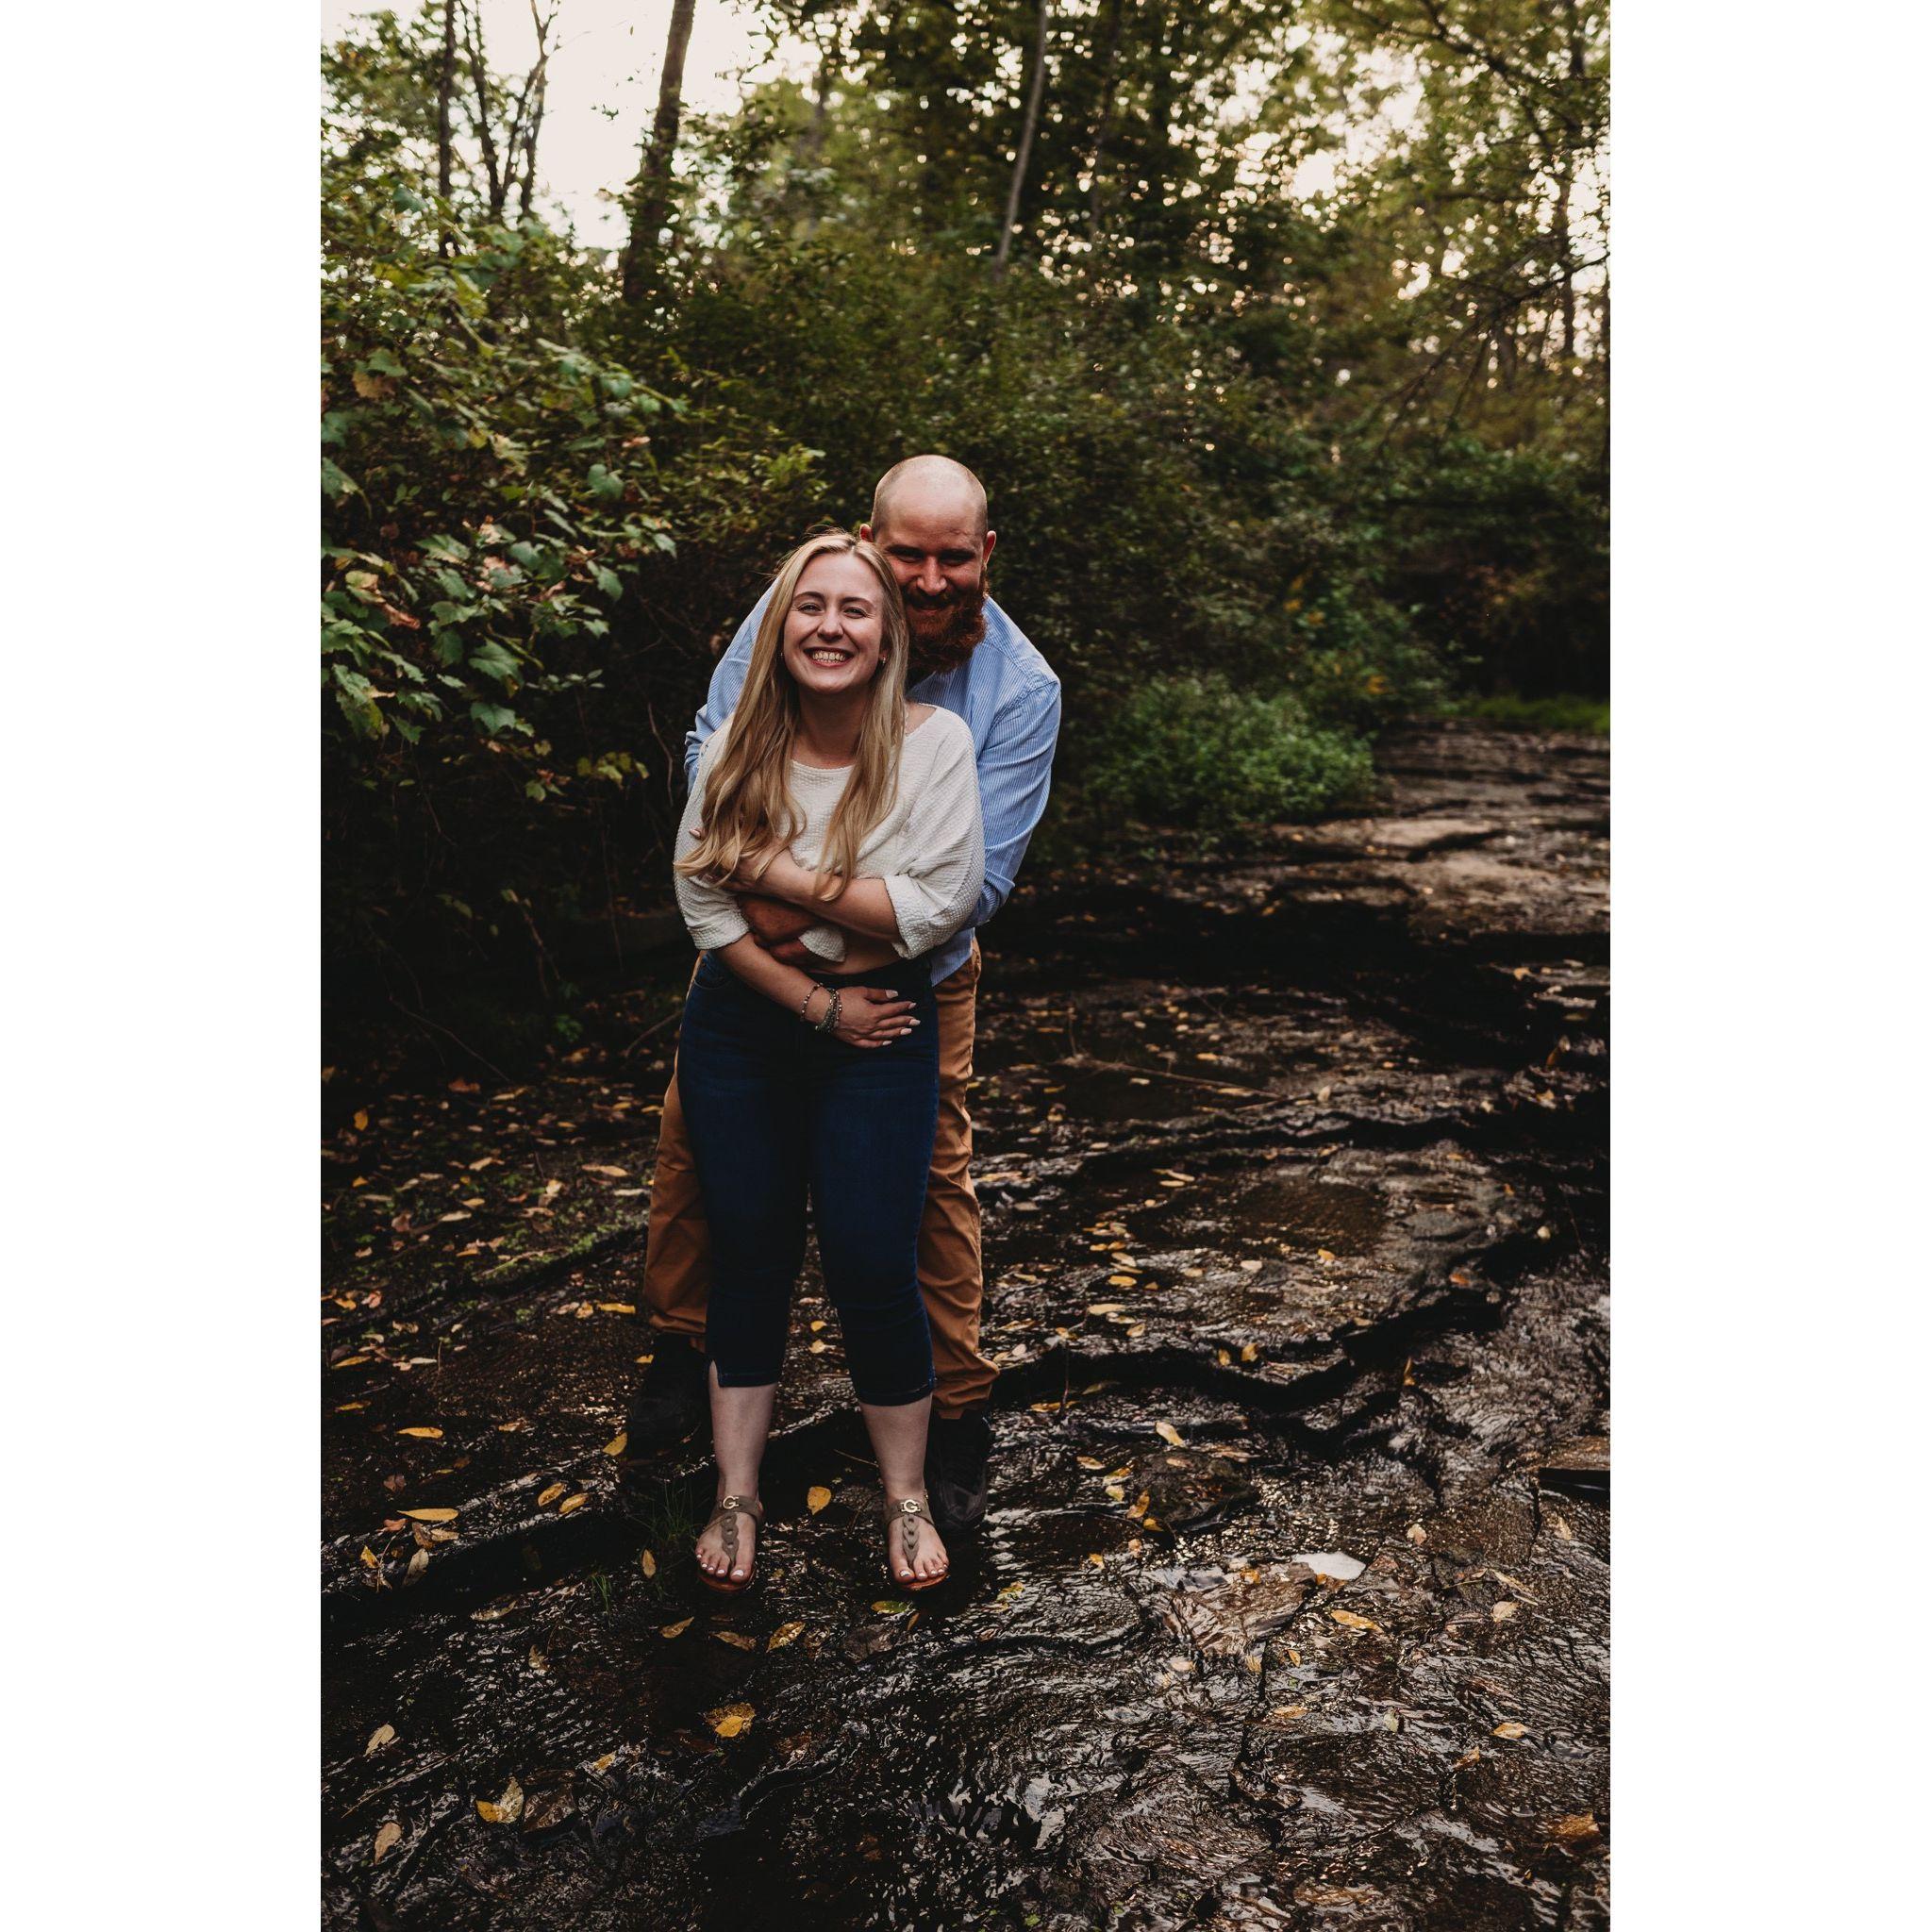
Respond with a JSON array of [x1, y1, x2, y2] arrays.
[[683, 588, 1062, 985]]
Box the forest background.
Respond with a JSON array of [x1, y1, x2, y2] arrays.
[[322, 0, 1607, 1074]]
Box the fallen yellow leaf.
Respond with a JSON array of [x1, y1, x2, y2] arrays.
[[807, 1485, 832, 1514], [714, 1629, 758, 1650], [1330, 1607, 1380, 1632], [1107, 1274, 1138, 1288], [596, 1302, 636, 1315], [1492, 1721, 1528, 1740], [1155, 1422, 1185, 1447], [659, 1617, 692, 1639], [366, 1724, 396, 1756], [605, 1433, 628, 1457], [708, 1703, 754, 1739], [373, 1821, 401, 1862], [476, 1775, 524, 1825], [639, 1549, 657, 1579], [768, 1622, 806, 1650], [1548, 1812, 1600, 1842], [353, 1109, 370, 1132], [398, 1426, 443, 1440], [1127, 1491, 1151, 1520], [400, 1507, 458, 1524], [1491, 1600, 1519, 1623], [558, 1493, 587, 1515], [536, 1482, 567, 1507]]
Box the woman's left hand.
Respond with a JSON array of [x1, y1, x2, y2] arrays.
[[832, 986, 920, 1048]]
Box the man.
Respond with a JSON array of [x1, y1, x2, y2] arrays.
[[624, 456, 1061, 1539]]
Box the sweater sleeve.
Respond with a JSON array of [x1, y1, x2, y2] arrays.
[[879, 715, 987, 959], [672, 730, 753, 950]]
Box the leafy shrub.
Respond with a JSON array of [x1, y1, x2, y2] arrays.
[[1079, 675, 1375, 828], [1454, 691, 1610, 735]]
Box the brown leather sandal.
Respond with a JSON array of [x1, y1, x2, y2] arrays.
[[696, 1492, 763, 1593], [883, 1493, 949, 1593]]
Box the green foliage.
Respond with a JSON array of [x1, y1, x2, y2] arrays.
[[1453, 691, 1609, 735], [320, 1, 1607, 1035], [1080, 675, 1376, 828], [322, 59, 826, 981]]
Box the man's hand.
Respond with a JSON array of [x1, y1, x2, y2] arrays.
[[737, 892, 822, 965]]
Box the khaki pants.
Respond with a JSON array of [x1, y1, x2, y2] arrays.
[[641, 940, 994, 1419]]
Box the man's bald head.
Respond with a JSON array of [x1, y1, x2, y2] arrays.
[[870, 455, 990, 539], [858, 456, 996, 678]]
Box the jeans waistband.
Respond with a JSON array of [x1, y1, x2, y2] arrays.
[[804, 953, 936, 997]]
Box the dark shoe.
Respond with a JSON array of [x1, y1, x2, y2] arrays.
[[623, 1338, 708, 1452], [924, 1408, 991, 1540]]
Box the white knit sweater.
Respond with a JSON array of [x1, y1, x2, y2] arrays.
[[674, 708, 986, 963]]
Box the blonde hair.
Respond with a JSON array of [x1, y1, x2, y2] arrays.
[[675, 532, 909, 902]]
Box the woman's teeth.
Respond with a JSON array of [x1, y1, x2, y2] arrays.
[[808, 648, 852, 664]]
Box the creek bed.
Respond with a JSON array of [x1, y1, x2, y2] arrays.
[[323, 724, 1609, 1929]]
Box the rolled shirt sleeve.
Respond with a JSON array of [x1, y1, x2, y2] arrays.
[[879, 718, 987, 959]]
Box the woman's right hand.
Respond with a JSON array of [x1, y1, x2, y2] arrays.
[[830, 986, 920, 1049]]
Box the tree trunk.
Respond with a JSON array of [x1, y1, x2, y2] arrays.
[[464, 5, 507, 219], [621, 0, 699, 308], [519, 62, 548, 221], [437, 2, 457, 255], [792, 32, 839, 240], [515, 3, 557, 223], [993, 3, 1052, 276], [1086, 0, 1124, 244], [1554, 165, 1575, 360], [1557, 0, 1588, 360]]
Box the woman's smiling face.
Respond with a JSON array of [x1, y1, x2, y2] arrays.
[[780, 551, 889, 698]]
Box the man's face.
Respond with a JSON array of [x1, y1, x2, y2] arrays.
[[859, 499, 997, 675]]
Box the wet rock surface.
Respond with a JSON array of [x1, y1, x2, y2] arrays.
[[323, 724, 1608, 1928]]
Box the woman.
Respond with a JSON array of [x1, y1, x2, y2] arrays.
[[671, 531, 985, 1596]]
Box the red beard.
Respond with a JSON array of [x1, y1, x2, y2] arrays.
[[904, 576, 989, 682]]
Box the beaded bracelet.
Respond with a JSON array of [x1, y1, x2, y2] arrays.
[[798, 986, 819, 1025], [814, 990, 843, 1036]]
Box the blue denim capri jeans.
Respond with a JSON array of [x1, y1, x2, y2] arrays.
[[674, 949, 941, 1407]]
